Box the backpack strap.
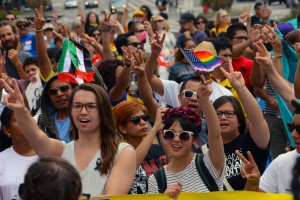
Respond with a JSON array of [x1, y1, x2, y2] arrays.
[[153, 167, 167, 193], [195, 153, 220, 191]]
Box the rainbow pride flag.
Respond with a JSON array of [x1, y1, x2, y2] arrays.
[[180, 48, 224, 72]]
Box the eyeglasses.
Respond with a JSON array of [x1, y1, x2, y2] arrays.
[[135, 29, 145, 33], [92, 33, 100, 37], [221, 14, 229, 18], [17, 24, 29, 28], [72, 103, 99, 112], [287, 122, 300, 134], [128, 42, 141, 47], [5, 18, 15, 21], [197, 21, 205, 25], [181, 90, 200, 100], [48, 85, 71, 96], [232, 36, 249, 41], [129, 114, 150, 125], [163, 130, 194, 142], [216, 110, 236, 118]]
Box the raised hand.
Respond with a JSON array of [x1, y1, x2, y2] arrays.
[[99, 12, 111, 32], [253, 41, 273, 73], [238, 6, 250, 24], [220, 59, 245, 90], [150, 32, 165, 56], [265, 23, 282, 52], [249, 24, 261, 43], [196, 75, 212, 101], [144, 21, 154, 37], [132, 50, 145, 76], [121, 46, 134, 67], [33, 5, 45, 30], [236, 150, 260, 183], [153, 107, 168, 132], [1, 78, 25, 111], [53, 24, 70, 40], [0, 51, 6, 72], [7, 49, 19, 65]]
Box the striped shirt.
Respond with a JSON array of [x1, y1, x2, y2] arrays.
[[264, 78, 280, 117], [148, 153, 225, 193]]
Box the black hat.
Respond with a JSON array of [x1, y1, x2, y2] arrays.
[[178, 12, 195, 24], [291, 99, 300, 114]]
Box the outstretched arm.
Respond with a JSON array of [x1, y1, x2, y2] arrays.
[[254, 41, 294, 112], [220, 58, 270, 150], [109, 47, 131, 102], [198, 76, 224, 176], [144, 32, 166, 96], [1, 79, 63, 156], [293, 41, 300, 99], [99, 13, 113, 59], [132, 50, 160, 122], [33, 6, 53, 80]]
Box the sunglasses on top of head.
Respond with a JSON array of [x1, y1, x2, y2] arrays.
[[163, 130, 194, 142], [130, 114, 150, 125]]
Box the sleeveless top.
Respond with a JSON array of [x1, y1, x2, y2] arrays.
[[61, 141, 131, 196]]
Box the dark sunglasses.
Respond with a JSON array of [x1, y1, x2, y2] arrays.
[[135, 29, 145, 33], [287, 122, 300, 133], [216, 110, 236, 118], [232, 36, 249, 41], [17, 24, 29, 28], [163, 130, 194, 142], [128, 42, 141, 47], [92, 33, 101, 37], [181, 90, 200, 100], [130, 114, 150, 124], [197, 21, 205, 25], [44, 28, 53, 32], [48, 85, 71, 96]]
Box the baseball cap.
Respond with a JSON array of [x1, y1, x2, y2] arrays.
[[277, 22, 294, 36], [150, 15, 165, 22], [133, 10, 144, 17], [178, 13, 195, 25], [16, 18, 29, 26], [43, 23, 54, 30]]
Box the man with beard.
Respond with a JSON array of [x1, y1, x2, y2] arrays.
[[175, 12, 207, 47], [0, 21, 30, 79]]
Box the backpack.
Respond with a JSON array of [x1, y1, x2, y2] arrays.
[[153, 153, 221, 193]]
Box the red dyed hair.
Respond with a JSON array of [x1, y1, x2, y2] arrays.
[[113, 101, 147, 135]]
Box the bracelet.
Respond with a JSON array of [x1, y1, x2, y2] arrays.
[[100, 24, 111, 32], [273, 54, 282, 58], [34, 28, 43, 32]]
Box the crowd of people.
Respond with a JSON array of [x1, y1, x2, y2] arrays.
[[0, 1, 300, 199]]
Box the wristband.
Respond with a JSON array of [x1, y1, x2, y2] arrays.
[[34, 28, 43, 32]]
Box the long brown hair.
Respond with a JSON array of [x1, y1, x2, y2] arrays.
[[69, 83, 119, 175]]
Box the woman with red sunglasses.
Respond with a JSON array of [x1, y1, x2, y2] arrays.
[[148, 77, 225, 198]]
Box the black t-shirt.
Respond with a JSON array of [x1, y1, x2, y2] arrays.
[[224, 132, 269, 190]]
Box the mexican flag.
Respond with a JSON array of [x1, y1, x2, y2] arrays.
[[57, 38, 94, 84]]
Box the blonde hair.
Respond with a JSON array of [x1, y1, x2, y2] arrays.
[[213, 9, 231, 28]]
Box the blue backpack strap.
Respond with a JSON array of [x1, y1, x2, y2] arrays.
[[153, 167, 167, 193], [195, 153, 220, 191]]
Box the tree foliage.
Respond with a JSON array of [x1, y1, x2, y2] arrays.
[[203, 0, 234, 11], [26, 0, 49, 9]]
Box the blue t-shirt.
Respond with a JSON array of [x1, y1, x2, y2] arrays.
[[20, 33, 37, 56], [54, 113, 71, 143]]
